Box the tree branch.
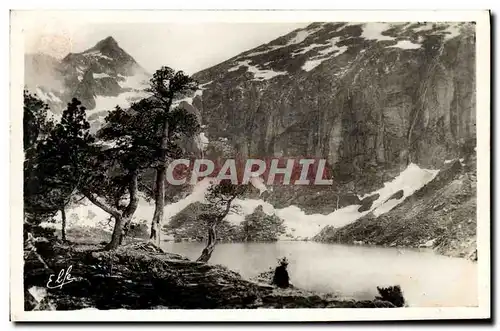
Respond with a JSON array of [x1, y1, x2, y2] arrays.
[[80, 189, 121, 219], [220, 195, 237, 220]]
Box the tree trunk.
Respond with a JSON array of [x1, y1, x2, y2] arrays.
[[61, 207, 66, 241], [105, 215, 125, 250], [150, 116, 170, 246], [82, 169, 139, 251], [196, 222, 217, 263], [150, 165, 165, 246], [122, 170, 139, 245]]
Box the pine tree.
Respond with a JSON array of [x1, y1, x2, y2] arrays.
[[241, 206, 286, 242], [26, 98, 93, 239], [84, 81, 198, 249], [23, 90, 54, 156], [23, 91, 57, 228], [144, 67, 199, 246], [196, 180, 248, 262]]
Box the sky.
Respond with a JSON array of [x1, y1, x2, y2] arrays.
[[24, 22, 309, 74]]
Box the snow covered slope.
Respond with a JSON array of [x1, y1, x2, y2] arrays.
[[225, 163, 439, 239], [47, 163, 435, 238], [313, 156, 477, 259]]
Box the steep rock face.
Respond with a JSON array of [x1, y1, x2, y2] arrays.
[[187, 22, 476, 193]]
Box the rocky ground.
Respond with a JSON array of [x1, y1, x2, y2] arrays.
[[314, 157, 477, 261], [24, 241, 402, 310]]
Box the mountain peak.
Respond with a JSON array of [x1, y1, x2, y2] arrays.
[[91, 36, 120, 52]]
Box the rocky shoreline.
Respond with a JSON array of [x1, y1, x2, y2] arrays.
[[24, 241, 402, 310], [313, 160, 477, 261]]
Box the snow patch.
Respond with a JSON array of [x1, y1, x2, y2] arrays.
[[228, 65, 241, 72], [199, 81, 213, 89], [287, 27, 321, 45], [243, 26, 323, 58], [195, 132, 209, 151], [93, 90, 148, 113], [244, 46, 283, 58], [84, 50, 112, 60], [292, 43, 326, 56], [35, 87, 62, 104], [231, 163, 438, 238], [387, 40, 421, 49], [250, 176, 268, 195], [361, 23, 395, 41], [119, 72, 150, 91], [47, 193, 155, 233], [369, 163, 439, 216], [35, 88, 51, 102], [443, 23, 462, 40], [302, 59, 326, 72], [421, 238, 437, 248], [48, 92, 62, 103], [412, 22, 462, 41], [41, 179, 214, 237], [412, 23, 434, 32], [172, 82, 207, 107], [93, 139, 120, 150], [93, 72, 112, 79], [242, 24, 324, 59], [301, 37, 348, 72], [163, 178, 217, 222], [228, 60, 287, 80]]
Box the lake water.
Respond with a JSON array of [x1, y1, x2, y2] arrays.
[[161, 241, 477, 307]]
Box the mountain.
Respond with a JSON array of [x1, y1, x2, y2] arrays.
[[25, 36, 150, 132], [180, 22, 476, 195], [164, 21, 477, 250], [28, 24, 477, 253]]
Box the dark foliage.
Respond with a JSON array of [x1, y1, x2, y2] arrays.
[[24, 97, 94, 222], [375, 285, 406, 307]]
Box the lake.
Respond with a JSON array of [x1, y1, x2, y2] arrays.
[[161, 241, 477, 307]]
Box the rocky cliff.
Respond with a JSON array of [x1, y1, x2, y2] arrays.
[[187, 22, 476, 194], [26, 24, 476, 193]]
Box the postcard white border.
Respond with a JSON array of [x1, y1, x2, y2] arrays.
[[10, 9, 491, 322]]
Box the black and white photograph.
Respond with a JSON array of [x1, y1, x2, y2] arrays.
[[9, 10, 490, 321]]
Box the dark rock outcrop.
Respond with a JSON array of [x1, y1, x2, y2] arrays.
[[358, 193, 380, 212], [388, 189, 405, 201]]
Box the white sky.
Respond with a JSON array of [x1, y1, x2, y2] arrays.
[[24, 22, 308, 74]]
